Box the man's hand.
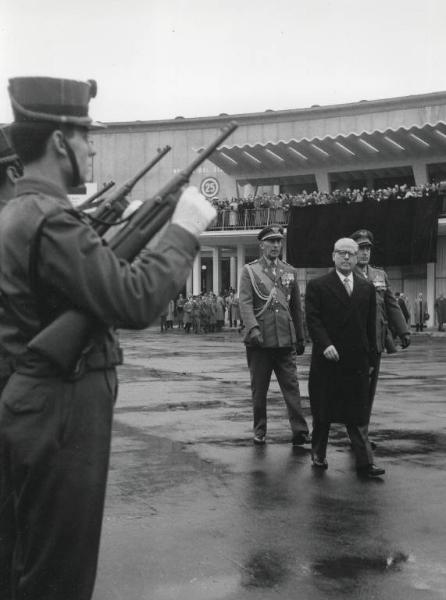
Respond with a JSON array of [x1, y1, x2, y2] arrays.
[[400, 333, 411, 349], [247, 326, 263, 346], [323, 344, 339, 361], [171, 186, 217, 236], [295, 341, 305, 356]]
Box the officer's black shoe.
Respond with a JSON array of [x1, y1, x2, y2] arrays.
[[292, 432, 311, 446], [253, 434, 266, 445], [357, 464, 385, 478], [370, 440, 377, 450]]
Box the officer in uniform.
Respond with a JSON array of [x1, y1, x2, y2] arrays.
[[239, 225, 310, 445], [350, 229, 410, 443], [0, 76, 216, 600], [0, 126, 22, 211]]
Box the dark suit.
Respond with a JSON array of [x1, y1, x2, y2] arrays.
[[305, 270, 377, 467], [239, 256, 308, 439]]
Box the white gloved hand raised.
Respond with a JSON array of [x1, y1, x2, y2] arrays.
[[171, 186, 217, 237]]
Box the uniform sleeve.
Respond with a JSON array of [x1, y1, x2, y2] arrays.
[[39, 210, 198, 329], [238, 266, 258, 334], [289, 272, 304, 342], [383, 273, 409, 337]]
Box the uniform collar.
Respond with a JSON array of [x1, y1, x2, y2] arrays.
[[15, 175, 71, 208]]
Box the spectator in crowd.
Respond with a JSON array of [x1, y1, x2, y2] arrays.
[[413, 292, 428, 332], [434, 293, 446, 332], [183, 296, 193, 333], [216, 293, 226, 331], [176, 293, 185, 328], [166, 299, 175, 330]]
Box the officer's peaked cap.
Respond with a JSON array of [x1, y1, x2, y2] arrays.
[[350, 229, 374, 246], [258, 225, 284, 241], [8, 76, 105, 129], [0, 126, 19, 165]]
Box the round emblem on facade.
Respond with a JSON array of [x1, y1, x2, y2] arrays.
[[200, 177, 220, 198]]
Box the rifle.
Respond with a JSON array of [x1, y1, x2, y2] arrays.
[[27, 121, 238, 372], [76, 180, 115, 211], [88, 145, 172, 236]]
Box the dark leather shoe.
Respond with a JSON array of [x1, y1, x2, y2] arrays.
[[312, 457, 328, 469], [253, 434, 266, 445], [357, 464, 385, 478], [292, 432, 311, 446]]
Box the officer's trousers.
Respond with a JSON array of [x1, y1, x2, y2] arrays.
[[246, 346, 308, 438], [0, 368, 117, 600]]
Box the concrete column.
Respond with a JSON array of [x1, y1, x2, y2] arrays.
[[230, 256, 237, 290], [426, 262, 435, 328], [186, 272, 193, 297], [236, 244, 246, 293], [412, 162, 428, 186], [314, 171, 330, 193], [212, 248, 221, 294], [192, 254, 201, 295]]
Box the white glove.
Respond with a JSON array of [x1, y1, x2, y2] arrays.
[[171, 186, 217, 237]]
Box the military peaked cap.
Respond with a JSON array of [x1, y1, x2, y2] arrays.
[[8, 76, 104, 128], [258, 225, 284, 241], [350, 229, 374, 246], [0, 126, 18, 165]]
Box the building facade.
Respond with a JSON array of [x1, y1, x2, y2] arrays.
[[89, 91, 446, 326]]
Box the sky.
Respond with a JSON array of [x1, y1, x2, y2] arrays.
[[1, 0, 446, 123]]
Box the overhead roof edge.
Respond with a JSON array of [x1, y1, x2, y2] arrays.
[[94, 91, 446, 133]]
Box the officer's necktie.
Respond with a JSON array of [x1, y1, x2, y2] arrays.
[[343, 277, 352, 296]]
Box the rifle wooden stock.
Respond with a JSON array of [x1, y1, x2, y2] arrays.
[[76, 180, 115, 211], [27, 121, 238, 372]]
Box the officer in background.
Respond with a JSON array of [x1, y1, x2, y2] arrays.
[[350, 229, 410, 444], [0, 126, 22, 211], [0, 76, 216, 600], [239, 225, 310, 446]]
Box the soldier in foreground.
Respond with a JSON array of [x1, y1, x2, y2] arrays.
[[239, 225, 310, 446], [0, 76, 216, 600]]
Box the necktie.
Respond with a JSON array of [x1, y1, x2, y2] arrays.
[[343, 277, 352, 296]]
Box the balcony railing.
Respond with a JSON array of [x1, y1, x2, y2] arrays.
[[208, 208, 289, 231]]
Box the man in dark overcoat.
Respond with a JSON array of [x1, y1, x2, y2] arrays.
[[305, 238, 384, 478], [239, 225, 310, 446]]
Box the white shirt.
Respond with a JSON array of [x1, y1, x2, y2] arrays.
[[336, 270, 354, 292]]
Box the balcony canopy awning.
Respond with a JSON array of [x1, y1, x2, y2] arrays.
[[206, 122, 446, 181]]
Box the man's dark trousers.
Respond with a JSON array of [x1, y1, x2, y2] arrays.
[[0, 368, 117, 600], [246, 346, 308, 437]]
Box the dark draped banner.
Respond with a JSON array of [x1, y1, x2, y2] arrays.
[[286, 195, 442, 268]]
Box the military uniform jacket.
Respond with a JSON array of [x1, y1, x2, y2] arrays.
[[354, 265, 409, 353], [239, 256, 304, 347], [0, 175, 198, 371]]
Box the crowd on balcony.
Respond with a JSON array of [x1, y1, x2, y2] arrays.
[[211, 182, 439, 212], [208, 182, 441, 229]]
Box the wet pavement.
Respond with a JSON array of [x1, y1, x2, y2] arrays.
[[94, 329, 446, 600]]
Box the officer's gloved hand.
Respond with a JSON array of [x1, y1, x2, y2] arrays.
[[400, 333, 411, 349], [295, 341, 305, 355], [171, 186, 217, 237], [248, 326, 263, 346]]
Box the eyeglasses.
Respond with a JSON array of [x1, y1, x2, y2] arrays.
[[335, 250, 357, 258]]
